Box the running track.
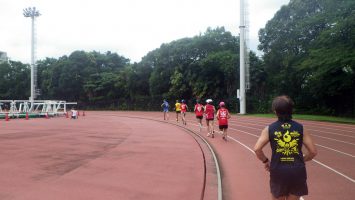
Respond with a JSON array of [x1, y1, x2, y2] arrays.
[[116, 111, 355, 200], [1, 111, 354, 199]]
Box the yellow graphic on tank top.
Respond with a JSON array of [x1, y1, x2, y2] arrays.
[[274, 129, 301, 157]]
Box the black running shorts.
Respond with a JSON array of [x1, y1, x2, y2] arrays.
[[270, 167, 308, 198], [196, 116, 203, 119], [219, 125, 228, 130]]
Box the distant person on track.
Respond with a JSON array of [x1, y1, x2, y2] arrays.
[[180, 100, 188, 125], [174, 100, 181, 122], [71, 108, 78, 119], [216, 101, 231, 141], [194, 99, 204, 132], [205, 99, 216, 138], [254, 95, 317, 200], [161, 99, 170, 120]]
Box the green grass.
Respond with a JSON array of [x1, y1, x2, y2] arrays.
[[246, 113, 355, 124]]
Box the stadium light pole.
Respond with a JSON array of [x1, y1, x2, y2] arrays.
[[23, 7, 40, 109], [239, 0, 246, 114]]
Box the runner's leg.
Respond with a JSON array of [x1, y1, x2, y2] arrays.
[[286, 195, 300, 200], [206, 120, 210, 136], [211, 120, 215, 138], [211, 120, 215, 135], [223, 129, 227, 141], [272, 194, 286, 200], [199, 118, 202, 132]]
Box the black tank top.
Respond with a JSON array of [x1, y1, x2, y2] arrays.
[[269, 120, 305, 170]]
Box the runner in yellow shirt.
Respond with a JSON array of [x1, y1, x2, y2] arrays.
[[174, 100, 181, 122]]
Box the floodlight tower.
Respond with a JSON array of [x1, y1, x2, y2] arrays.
[[239, 0, 249, 114], [23, 7, 40, 108]]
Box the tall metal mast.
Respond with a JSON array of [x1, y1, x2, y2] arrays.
[[23, 7, 40, 109], [239, 0, 246, 114]]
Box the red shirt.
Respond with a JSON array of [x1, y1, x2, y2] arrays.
[[205, 104, 215, 120], [194, 104, 204, 116], [181, 103, 187, 112], [217, 108, 229, 125]]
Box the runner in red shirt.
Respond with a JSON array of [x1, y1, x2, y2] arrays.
[[194, 99, 204, 132], [180, 100, 188, 125], [217, 101, 231, 141], [204, 99, 216, 138]]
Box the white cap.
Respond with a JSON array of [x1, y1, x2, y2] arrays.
[[206, 99, 212, 103]]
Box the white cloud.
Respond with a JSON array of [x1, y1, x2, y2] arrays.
[[0, 0, 289, 63]]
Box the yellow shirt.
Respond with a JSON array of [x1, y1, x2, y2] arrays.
[[175, 103, 181, 111]]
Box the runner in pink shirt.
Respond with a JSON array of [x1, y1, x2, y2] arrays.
[[194, 99, 204, 132], [204, 99, 216, 138], [216, 102, 231, 141], [180, 100, 188, 125]]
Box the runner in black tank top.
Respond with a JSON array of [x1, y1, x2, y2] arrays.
[[268, 119, 308, 198], [254, 96, 317, 200]]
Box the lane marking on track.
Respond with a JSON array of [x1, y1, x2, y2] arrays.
[[188, 120, 355, 182], [229, 121, 355, 139], [315, 144, 355, 158], [187, 120, 354, 158], [313, 135, 355, 146], [227, 129, 355, 184], [117, 116, 223, 200], [227, 136, 255, 154], [229, 127, 258, 137], [229, 123, 355, 146], [229, 127, 354, 158], [231, 117, 355, 134], [226, 135, 306, 200], [233, 116, 355, 130], [312, 159, 355, 183]]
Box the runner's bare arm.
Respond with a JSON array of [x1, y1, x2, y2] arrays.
[[303, 128, 317, 162], [254, 126, 270, 171]]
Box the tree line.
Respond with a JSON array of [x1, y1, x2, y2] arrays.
[[0, 0, 354, 117]]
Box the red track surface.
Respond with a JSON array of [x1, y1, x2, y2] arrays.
[[1, 111, 354, 200], [0, 112, 217, 200]]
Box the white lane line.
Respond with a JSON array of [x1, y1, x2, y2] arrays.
[[227, 136, 306, 200], [316, 144, 355, 158], [190, 117, 355, 187], [228, 134, 355, 184], [229, 126, 355, 158], [230, 120, 355, 138], [228, 136, 255, 154], [230, 117, 355, 134], [229, 123, 355, 146], [229, 127, 258, 137], [185, 124, 223, 200], [312, 159, 355, 183], [313, 135, 355, 146]]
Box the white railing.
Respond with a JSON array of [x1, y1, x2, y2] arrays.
[[0, 100, 77, 117]]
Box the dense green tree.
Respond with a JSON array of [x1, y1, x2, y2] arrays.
[[0, 61, 30, 99], [259, 0, 355, 116]]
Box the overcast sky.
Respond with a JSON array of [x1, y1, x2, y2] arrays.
[[1, 0, 289, 63]]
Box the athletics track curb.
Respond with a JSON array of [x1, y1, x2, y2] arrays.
[[116, 115, 223, 200]]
